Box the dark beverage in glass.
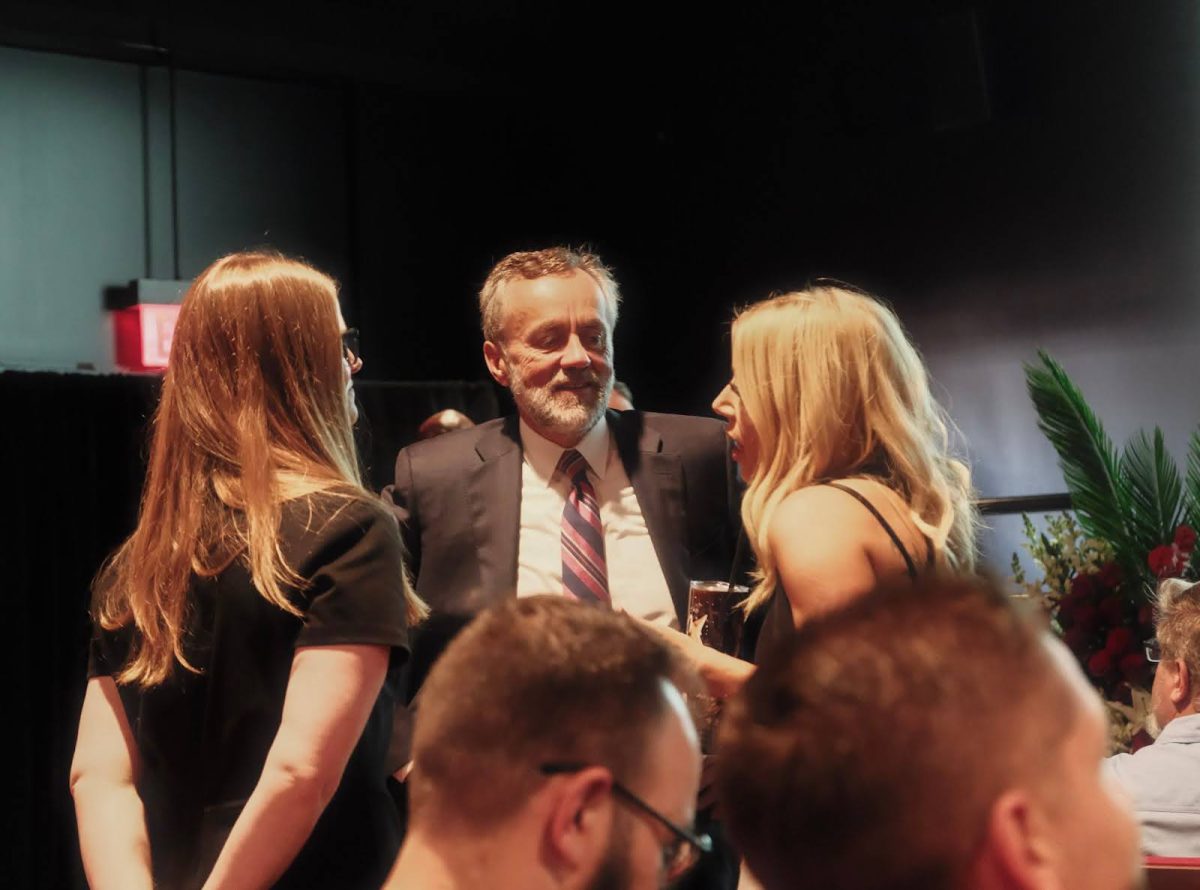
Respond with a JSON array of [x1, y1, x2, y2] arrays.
[[687, 580, 749, 656], [686, 581, 749, 752]]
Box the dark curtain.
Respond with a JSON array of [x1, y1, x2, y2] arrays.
[[2, 370, 498, 890]]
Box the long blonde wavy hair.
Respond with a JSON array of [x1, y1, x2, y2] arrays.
[[732, 285, 977, 613], [95, 251, 425, 688]]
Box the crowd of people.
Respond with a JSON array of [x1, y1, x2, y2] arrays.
[[68, 246, 1197, 889]]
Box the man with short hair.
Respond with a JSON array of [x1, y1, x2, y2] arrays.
[[384, 597, 708, 890], [384, 246, 742, 889], [716, 576, 1143, 890], [384, 246, 740, 624], [1105, 578, 1200, 856]]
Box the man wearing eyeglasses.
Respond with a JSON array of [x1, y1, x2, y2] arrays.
[[383, 596, 708, 890], [1105, 578, 1200, 856]]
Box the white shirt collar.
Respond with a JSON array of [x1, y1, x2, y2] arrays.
[[519, 415, 611, 486]]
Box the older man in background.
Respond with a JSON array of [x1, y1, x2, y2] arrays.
[[1106, 578, 1200, 856]]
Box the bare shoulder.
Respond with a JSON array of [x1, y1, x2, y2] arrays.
[[766, 486, 879, 624], [768, 485, 878, 548]]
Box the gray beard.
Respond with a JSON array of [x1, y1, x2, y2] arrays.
[[1145, 710, 1162, 739], [586, 813, 634, 890], [510, 373, 612, 443]]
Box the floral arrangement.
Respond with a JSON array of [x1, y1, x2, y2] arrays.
[[1015, 352, 1200, 752]]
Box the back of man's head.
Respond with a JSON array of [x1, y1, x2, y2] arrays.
[[1156, 578, 1200, 706], [716, 577, 1084, 890], [410, 596, 693, 830]]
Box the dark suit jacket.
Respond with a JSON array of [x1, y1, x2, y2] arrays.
[[382, 409, 742, 628], [382, 409, 745, 890]]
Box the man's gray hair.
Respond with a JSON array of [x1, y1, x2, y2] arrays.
[[478, 247, 621, 343], [1156, 578, 1200, 706]]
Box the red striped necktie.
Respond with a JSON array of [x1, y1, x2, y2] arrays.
[[556, 449, 610, 606]]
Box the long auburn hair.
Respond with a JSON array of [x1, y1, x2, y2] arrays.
[[732, 286, 978, 613], [95, 251, 424, 687]]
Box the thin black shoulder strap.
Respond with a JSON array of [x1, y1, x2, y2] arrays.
[[822, 481, 920, 581]]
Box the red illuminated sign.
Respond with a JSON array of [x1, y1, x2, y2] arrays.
[[115, 304, 180, 372]]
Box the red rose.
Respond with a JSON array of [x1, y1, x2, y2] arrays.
[[1138, 604, 1155, 629], [1149, 545, 1179, 579], [1073, 604, 1099, 632], [1098, 596, 1126, 626], [1096, 562, 1123, 590], [1118, 651, 1148, 684], [1056, 597, 1077, 625], [1069, 574, 1097, 600], [1175, 525, 1197, 553], [1088, 649, 1115, 678], [1131, 729, 1155, 753], [1105, 626, 1136, 655], [1063, 625, 1093, 656]]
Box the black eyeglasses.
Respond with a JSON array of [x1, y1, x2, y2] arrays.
[[540, 762, 713, 882], [1145, 638, 1162, 663], [341, 328, 362, 374]]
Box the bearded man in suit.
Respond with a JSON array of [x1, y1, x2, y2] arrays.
[[383, 247, 742, 889], [384, 246, 741, 626]]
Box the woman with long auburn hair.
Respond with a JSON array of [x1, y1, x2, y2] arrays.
[[667, 284, 977, 695], [70, 251, 426, 890]]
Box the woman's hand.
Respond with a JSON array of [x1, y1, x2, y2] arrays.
[[639, 620, 755, 700]]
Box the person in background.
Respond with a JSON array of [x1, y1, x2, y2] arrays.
[[609, 379, 635, 411], [1105, 577, 1200, 856], [70, 251, 426, 890], [716, 576, 1144, 890], [385, 596, 707, 890], [418, 408, 476, 439]]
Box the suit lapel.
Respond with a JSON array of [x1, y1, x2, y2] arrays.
[[467, 415, 522, 607], [613, 411, 690, 625]]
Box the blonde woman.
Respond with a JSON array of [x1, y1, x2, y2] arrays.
[[681, 284, 976, 693], [70, 252, 426, 890]]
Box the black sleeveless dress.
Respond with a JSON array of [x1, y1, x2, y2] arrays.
[[752, 481, 933, 663]]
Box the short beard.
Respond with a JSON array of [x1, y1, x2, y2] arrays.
[[509, 368, 612, 444], [586, 811, 633, 890], [1145, 710, 1162, 739]]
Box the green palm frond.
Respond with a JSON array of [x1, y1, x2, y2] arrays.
[[1024, 352, 1135, 563], [1187, 428, 1200, 541], [1122, 427, 1184, 553], [1180, 428, 1200, 576]]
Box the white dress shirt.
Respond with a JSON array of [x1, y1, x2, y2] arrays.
[[516, 417, 678, 627]]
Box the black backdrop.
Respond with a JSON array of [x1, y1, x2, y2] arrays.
[[3, 1, 1195, 418], [3, 370, 498, 889], [3, 1, 1199, 885]]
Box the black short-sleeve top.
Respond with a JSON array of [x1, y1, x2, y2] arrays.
[[88, 494, 412, 890]]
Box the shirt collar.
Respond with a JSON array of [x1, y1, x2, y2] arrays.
[[519, 415, 611, 486], [1157, 712, 1200, 744]]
